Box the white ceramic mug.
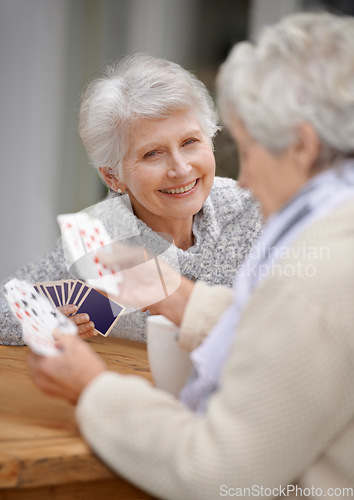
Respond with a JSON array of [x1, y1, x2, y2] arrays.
[[147, 315, 193, 396]]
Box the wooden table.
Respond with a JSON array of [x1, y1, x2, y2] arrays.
[[0, 336, 156, 499]]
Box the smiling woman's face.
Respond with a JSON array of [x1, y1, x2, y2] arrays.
[[118, 109, 216, 228]]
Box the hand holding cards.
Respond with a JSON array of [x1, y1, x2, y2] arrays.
[[4, 279, 77, 356], [34, 279, 124, 337]]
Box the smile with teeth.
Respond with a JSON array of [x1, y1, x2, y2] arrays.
[[160, 179, 197, 194]]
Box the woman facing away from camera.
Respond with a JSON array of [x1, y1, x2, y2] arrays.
[[29, 11, 354, 500], [0, 53, 262, 345]]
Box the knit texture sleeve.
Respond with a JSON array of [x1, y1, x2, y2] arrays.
[[178, 281, 234, 352]]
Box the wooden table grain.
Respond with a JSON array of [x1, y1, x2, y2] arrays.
[[0, 336, 155, 499]]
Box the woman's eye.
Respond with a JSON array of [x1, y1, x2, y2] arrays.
[[183, 138, 198, 147], [144, 150, 159, 159]]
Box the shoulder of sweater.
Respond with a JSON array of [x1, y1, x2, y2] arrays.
[[208, 176, 262, 222], [259, 198, 354, 312], [291, 197, 354, 248], [88, 194, 120, 218], [292, 198, 354, 286]]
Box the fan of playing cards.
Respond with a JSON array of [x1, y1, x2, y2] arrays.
[[57, 212, 123, 296], [4, 278, 77, 357], [33, 279, 124, 337]]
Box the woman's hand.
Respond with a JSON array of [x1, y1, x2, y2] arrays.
[[95, 245, 173, 310], [98, 244, 194, 326], [98, 244, 181, 308], [58, 305, 96, 339], [27, 331, 106, 405]]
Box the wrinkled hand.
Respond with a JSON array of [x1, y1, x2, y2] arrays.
[[58, 305, 96, 339], [98, 244, 181, 313], [28, 330, 106, 404]]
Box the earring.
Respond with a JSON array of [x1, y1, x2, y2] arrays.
[[117, 188, 122, 194]]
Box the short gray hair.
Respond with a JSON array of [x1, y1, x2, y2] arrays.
[[217, 12, 354, 165], [79, 53, 219, 174]]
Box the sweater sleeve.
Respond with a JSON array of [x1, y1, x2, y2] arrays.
[[76, 278, 353, 499], [0, 238, 70, 345], [178, 281, 234, 352]]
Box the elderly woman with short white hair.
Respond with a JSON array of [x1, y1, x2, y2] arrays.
[[0, 53, 261, 345]]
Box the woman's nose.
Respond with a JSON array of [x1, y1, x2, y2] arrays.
[[166, 152, 192, 178]]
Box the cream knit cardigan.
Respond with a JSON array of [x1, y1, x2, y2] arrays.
[[76, 199, 354, 500]]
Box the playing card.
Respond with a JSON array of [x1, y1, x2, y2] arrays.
[[42, 283, 61, 308], [8, 283, 61, 334], [74, 287, 124, 337], [31, 278, 125, 337], [57, 213, 88, 263], [34, 283, 47, 299], [4, 279, 77, 356], [62, 280, 70, 305], [55, 283, 64, 306], [67, 280, 84, 305], [22, 324, 60, 357], [72, 282, 90, 306], [57, 212, 122, 296]]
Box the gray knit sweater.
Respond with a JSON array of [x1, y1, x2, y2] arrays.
[[0, 177, 262, 345]]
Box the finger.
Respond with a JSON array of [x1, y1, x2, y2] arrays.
[[77, 322, 97, 339], [27, 352, 44, 372], [28, 362, 78, 404], [53, 330, 79, 348], [79, 331, 97, 340], [27, 352, 58, 383], [70, 313, 90, 325], [52, 327, 64, 342], [27, 352, 43, 363], [58, 304, 78, 316]]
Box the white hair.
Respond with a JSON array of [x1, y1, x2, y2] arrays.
[[79, 53, 219, 174], [217, 12, 354, 165]]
